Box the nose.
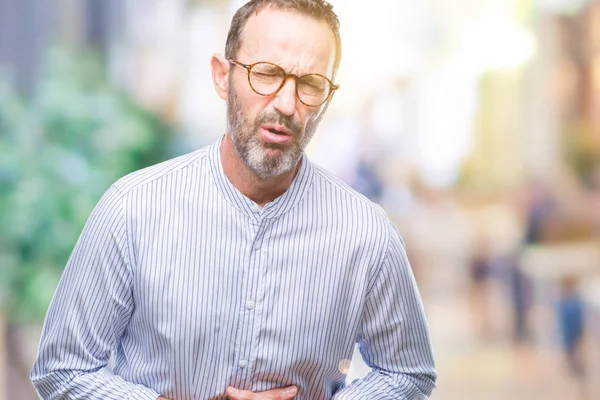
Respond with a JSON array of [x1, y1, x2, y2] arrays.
[[273, 77, 297, 116]]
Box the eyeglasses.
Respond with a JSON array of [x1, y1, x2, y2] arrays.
[[228, 60, 339, 107]]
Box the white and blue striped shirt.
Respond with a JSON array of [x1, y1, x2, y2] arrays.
[[31, 138, 436, 399]]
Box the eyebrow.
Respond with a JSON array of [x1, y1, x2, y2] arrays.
[[270, 62, 330, 78]]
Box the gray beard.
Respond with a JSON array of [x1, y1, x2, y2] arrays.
[[226, 84, 320, 181]]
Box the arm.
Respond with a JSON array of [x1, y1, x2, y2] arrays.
[[333, 222, 437, 399], [30, 185, 161, 400]]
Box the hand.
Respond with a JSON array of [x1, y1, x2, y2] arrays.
[[157, 397, 172, 400], [226, 385, 298, 400]]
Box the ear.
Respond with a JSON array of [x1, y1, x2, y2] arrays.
[[211, 54, 230, 100]]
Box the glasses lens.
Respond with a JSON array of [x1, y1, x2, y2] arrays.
[[249, 63, 285, 95], [297, 74, 330, 106]]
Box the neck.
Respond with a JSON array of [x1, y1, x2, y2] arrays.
[[220, 134, 301, 207]]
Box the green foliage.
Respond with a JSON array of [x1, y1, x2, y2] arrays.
[[0, 48, 173, 323]]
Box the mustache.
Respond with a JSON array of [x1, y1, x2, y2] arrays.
[[255, 111, 302, 136]]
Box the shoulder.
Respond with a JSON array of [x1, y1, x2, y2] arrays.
[[311, 162, 389, 222], [111, 146, 210, 195], [309, 162, 400, 252]]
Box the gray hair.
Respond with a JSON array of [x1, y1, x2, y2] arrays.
[[225, 0, 342, 78]]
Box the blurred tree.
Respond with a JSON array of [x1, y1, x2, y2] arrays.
[[0, 46, 174, 398], [0, 46, 173, 325]]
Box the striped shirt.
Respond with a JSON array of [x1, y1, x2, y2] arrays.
[[31, 137, 437, 399]]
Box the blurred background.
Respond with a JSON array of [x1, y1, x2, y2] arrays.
[[1, 0, 600, 399]]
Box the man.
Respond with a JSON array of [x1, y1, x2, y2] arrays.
[[31, 1, 437, 399]]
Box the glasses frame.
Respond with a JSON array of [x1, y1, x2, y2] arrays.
[[228, 59, 339, 107]]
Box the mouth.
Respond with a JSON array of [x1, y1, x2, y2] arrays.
[[260, 124, 295, 145], [262, 124, 294, 137]]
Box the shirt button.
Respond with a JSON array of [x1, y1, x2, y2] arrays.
[[246, 300, 255, 310], [239, 359, 248, 369], [253, 241, 261, 250]]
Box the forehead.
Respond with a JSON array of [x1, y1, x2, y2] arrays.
[[238, 7, 336, 76]]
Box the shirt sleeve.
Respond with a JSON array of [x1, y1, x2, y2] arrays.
[[333, 221, 437, 399], [30, 185, 161, 400]]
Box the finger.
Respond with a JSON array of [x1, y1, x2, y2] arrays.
[[261, 385, 298, 399], [226, 385, 298, 400], [226, 386, 254, 400]]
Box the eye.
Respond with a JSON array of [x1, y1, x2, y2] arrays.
[[253, 71, 279, 78], [298, 75, 328, 95], [252, 64, 282, 74]]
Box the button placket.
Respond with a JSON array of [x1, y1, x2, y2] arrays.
[[234, 217, 268, 378]]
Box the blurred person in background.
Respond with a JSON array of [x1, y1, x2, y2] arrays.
[[348, 156, 384, 203], [510, 181, 557, 344], [468, 236, 494, 339], [523, 181, 557, 245], [30, 1, 437, 399], [556, 276, 585, 379]]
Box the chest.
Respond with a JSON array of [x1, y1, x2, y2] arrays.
[[133, 212, 372, 329], [124, 201, 380, 398]]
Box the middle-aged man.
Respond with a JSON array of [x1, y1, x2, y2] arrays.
[[31, 1, 437, 399]]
